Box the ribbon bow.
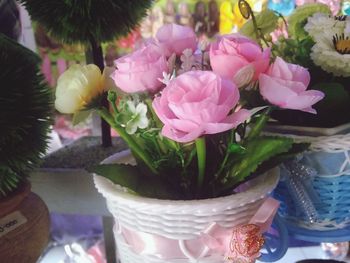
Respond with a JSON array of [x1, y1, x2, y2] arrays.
[[115, 197, 279, 262], [200, 197, 280, 263]]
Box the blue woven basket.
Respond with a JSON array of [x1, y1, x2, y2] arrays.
[[268, 124, 350, 231], [275, 169, 350, 229]]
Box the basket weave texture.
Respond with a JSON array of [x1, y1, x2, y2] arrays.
[[94, 150, 279, 263], [271, 124, 350, 230]]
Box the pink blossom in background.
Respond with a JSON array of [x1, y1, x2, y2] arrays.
[[295, 0, 314, 5], [118, 29, 142, 49], [210, 34, 271, 82], [112, 43, 168, 93], [42, 53, 54, 86], [271, 24, 288, 43], [156, 23, 197, 56], [259, 57, 324, 113], [295, 0, 341, 15], [152, 71, 250, 143], [56, 58, 67, 76], [54, 116, 91, 140], [317, 0, 341, 15]]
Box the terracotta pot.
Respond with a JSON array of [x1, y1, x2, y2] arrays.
[[0, 182, 50, 263]]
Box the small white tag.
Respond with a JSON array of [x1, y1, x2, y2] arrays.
[[0, 211, 27, 238]]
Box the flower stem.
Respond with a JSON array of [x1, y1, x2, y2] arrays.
[[88, 33, 111, 147], [144, 98, 162, 128], [247, 107, 272, 140], [214, 130, 235, 180], [97, 108, 158, 175], [144, 98, 179, 153], [107, 91, 119, 115], [195, 137, 206, 197]]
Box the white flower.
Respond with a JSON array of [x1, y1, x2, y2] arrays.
[[55, 64, 105, 114], [311, 34, 350, 77], [307, 15, 350, 77], [119, 101, 149, 135], [158, 71, 175, 85], [305, 13, 348, 40]]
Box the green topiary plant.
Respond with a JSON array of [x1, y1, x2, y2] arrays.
[[0, 34, 53, 197], [18, 0, 153, 44], [19, 0, 153, 147]]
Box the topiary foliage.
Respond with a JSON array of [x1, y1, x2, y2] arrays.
[[0, 34, 53, 197], [18, 0, 153, 44], [0, 0, 21, 40]]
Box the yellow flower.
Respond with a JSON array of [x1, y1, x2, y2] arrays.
[[55, 64, 106, 114]]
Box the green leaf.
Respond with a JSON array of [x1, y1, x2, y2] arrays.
[[91, 163, 177, 199], [72, 110, 92, 125], [288, 3, 331, 39], [255, 142, 310, 175], [220, 136, 293, 192], [247, 108, 272, 140], [228, 143, 246, 154], [240, 10, 279, 41]]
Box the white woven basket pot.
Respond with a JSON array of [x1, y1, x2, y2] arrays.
[[94, 150, 280, 263], [267, 123, 350, 230]]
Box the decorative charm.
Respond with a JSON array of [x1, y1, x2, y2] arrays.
[[164, 0, 176, 24], [239, 0, 253, 19], [193, 1, 208, 35], [178, 2, 192, 27], [208, 0, 220, 37], [226, 224, 264, 263]]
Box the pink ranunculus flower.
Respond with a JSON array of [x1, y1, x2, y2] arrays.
[[112, 43, 168, 93], [259, 57, 325, 114], [156, 23, 197, 56], [152, 71, 250, 143], [210, 34, 271, 82]]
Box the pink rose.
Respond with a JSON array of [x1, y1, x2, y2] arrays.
[[152, 71, 250, 143], [210, 34, 270, 82], [112, 43, 168, 93], [259, 57, 324, 114], [156, 23, 197, 56]]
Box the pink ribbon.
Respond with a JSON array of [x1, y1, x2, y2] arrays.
[[114, 197, 280, 261]]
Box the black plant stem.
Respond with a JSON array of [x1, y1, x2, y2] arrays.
[[89, 34, 112, 147]]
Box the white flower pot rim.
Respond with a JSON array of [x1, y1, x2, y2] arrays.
[[266, 122, 350, 137], [266, 123, 350, 153], [93, 150, 279, 208]]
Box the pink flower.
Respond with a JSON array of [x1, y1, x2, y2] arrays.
[[259, 57, 324, 114], [156, 23, 197, 56], [112, 43, 168, 93], [210, 34, 271, 82], [152, 71, 250, 143], [271, 25, 288, 43]]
